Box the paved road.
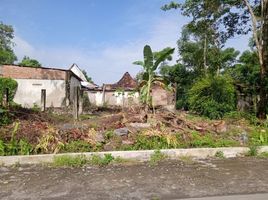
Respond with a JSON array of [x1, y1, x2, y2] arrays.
[[180, 193, 268, 200], [0, 157, 268, 200]]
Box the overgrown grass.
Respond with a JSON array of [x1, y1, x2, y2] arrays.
[[62, 140, 92, 153], [258, 152, 268, 158], [215, 151, 225, 159], [0, 122, 33, 156], [89, 154, 115, 166], [52, 154, 136, 167], [79, 114, 96, 121], [53, 155, 88, 167], [120, 131, 240, 151], [149, 150, 167, 165], [249, 129, 268, 145], [246, 146, 258, 156]]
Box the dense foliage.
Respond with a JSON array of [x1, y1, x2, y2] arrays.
[[188, 75, 236, 119], [162, 0, 268, 119], [0, 22, 17, 64], [18, 56, 42, 67], [0, 77, 18, 105]]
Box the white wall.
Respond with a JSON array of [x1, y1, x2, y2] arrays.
[[13, 79, 66, 108], [87, 90, 139, 107]]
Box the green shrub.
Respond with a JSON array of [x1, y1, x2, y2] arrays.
[[189, 131, 238, 148], [258, 152, 268, 158], [224, 111, 259, 125], [90, 154, 114, 166], [188, 75, 235, 119], [215, 151, 225, 159], [0, 77, 18, 105], [189, 131, 215, 147], [62, 140, 92, 153], [18, 139, 33, 155], [247, 145, 258, 156], [0, 107, 12, 125], [0, 140, 5, 156], [149, 150, 167, 165], [104, 130, 114, 140], [133, 135, 180, 150], [249, 129, 268, 145]]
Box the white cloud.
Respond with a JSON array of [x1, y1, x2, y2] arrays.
[[13, 15, 182, 85]]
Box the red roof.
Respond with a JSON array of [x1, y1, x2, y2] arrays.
[[0, 65, 67, 80], [105, 72, 137, 90]]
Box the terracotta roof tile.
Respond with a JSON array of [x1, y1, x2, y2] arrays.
[[106, 72, 137, 90]]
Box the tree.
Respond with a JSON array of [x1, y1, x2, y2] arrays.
[[133, 45, 175, 112], [18, 56, 42, 67], [159, 24, 239, 110], [82, 70, 93, 83], [162, 0, 268, 118], [228, 50, 260, 113], [160, 63, 196, 110], [0, 22, 17, 64], [188, 75, 236, 119]]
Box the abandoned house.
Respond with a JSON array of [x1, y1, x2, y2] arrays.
[[86, 72, 140, 107], [0, 63, 175, 111], [0, 64, 85, 110], [86, 72, 175, 107]]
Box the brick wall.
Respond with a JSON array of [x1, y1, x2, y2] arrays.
[[0, 65, 67, 80]]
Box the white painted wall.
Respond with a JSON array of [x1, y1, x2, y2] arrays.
[[13, 79, 66, 108], [87, 91, 139, 107]]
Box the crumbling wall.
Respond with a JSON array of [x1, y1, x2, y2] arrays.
[[13, 79, 66, 108]]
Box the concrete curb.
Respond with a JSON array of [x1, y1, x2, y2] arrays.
[[1, 146, 268, 166]]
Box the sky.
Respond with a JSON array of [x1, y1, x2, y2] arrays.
[[0, 0, 250, 85]]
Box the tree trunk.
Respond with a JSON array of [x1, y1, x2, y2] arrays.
[[203, 35, 207, 73], [257, 0, 268, 119]]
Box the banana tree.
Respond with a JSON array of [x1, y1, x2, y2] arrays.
[[133, 45, 175, 112]]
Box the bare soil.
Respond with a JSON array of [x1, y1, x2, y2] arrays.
[[1, 157, 268, 200]]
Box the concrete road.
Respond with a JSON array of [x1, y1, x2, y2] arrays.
[[180, 193, 268, 200], [1, 157, 268, 200]]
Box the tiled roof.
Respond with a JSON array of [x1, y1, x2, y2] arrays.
[[105, 72, 137, 90], [0, 65, 67, 80]]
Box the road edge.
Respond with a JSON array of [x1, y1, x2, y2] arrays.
[[1, 146, 268, 166]]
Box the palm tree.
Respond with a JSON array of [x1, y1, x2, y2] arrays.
[[133, 45, 175, 112]]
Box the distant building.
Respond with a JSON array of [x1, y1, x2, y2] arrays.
[[86, 72, 140, 107], [0, 64, 83, 109], [86, 72, 175, 108], [0, 64, 175, 110]]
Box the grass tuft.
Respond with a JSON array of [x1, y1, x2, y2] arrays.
[[215, 151, 225, 159], [149, 150, 167, 165], [53, 155, 88, 167]]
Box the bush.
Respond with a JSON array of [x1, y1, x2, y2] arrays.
[[149, 150, 167, 165], [249, 129, 268, 145], [0, 77, 18, 105], [0, 108, 12, 125], [53, 155, 88, 167], [89, 154, 114, 166], [62, 140, 92, 153], [188, 75, 235, 119]]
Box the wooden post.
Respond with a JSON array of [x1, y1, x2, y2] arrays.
[[2, 88, 9, 107], [73, 86, 79, 119], [78, 88, 83, 115], [41, 89, 46, 112], [102, 84, 106, 106]]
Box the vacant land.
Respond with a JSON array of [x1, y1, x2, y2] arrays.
[[1, 157, 268, 200], [1, 106, 268, 156]]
